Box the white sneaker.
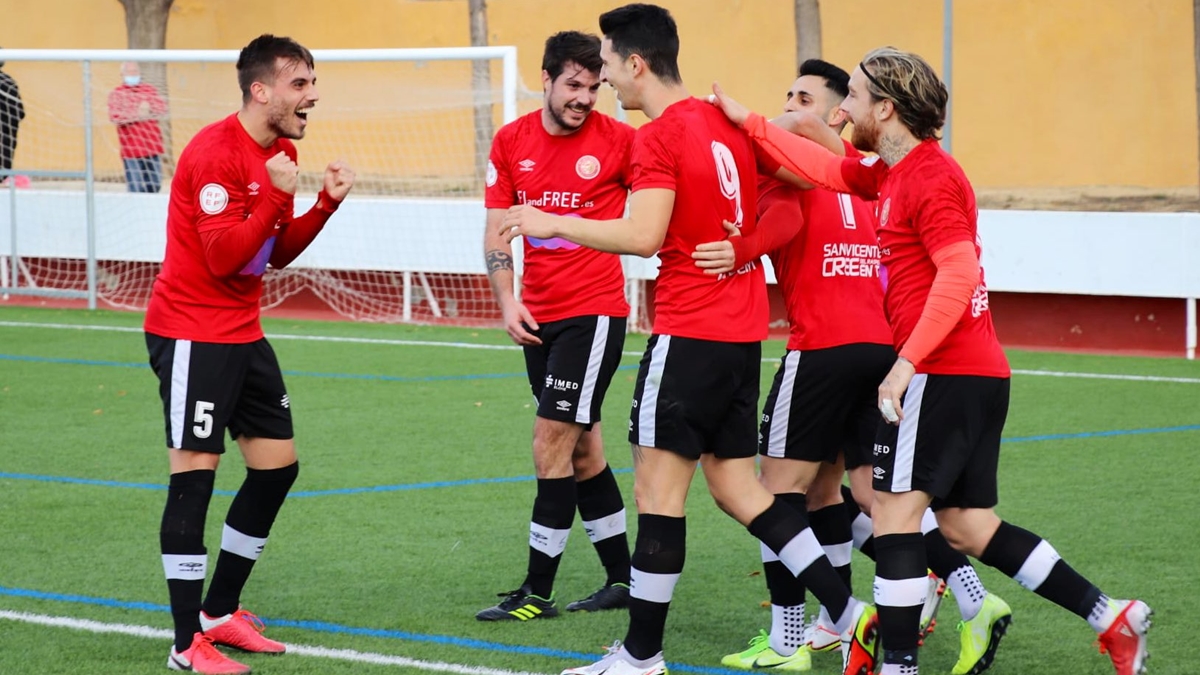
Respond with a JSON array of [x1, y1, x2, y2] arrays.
[[804, 609, 841, 653], [562, 642, 668, 675]]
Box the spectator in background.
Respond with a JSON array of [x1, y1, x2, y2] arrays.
[[108, 61, 167, 193], [0, 50, 25, 178]]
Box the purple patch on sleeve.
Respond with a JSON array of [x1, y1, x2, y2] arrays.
[[240, 236, 276, 276]]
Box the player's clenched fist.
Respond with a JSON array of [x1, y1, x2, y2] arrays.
[[266, 151, 299, 194], [323, 160, 355, 202]]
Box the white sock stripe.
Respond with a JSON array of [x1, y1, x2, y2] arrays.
[[168, 340, 191, 449], [575, 316, 609, 425], [766, 351, 800, 458], [162, 553, 206, 581], [582, 508, 626, 543], [851, 513, 873, 549], [920, 508, 939, 535], [822, 541, 853, 567], [892, 374, 926, 492], [635, 336, 670, 448], [221, 524, 268, 561], [776, 527, 825, 577], [528, 522, 571, 558], [630, 567, 680, 604], [1014, 539, 1061, 591], [874, 576, 929, 608], [760, 541, 779, 563]]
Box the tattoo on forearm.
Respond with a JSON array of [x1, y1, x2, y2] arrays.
[[485, 250, 513, 276]]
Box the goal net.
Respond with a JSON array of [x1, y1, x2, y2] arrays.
[[0, 47, 571, 326]]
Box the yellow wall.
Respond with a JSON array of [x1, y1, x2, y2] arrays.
[[2, 0, 1195, 189]]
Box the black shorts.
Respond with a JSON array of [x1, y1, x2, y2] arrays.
[[523, 315, 626, 428], [146, 333, 294, 453], [760, 342, 895, 468], [872, 374, 1010, 509], [629, 334, 760, 460]]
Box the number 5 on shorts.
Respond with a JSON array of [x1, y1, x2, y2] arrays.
[[193, 401, 215, 439]]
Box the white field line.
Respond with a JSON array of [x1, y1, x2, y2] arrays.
[[0, 610, 547, 675], [3, 320, 1199, 383]]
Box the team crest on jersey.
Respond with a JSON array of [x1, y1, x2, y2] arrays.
[[575, 155, 600, 180], [199, 183, 229, 215], [486, 160, 498, 187], [879, 197, 892, 228]]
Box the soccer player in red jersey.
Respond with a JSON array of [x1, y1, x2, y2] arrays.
[[144, 34, 354, 675], [477, 30, 633, 622], [710, 46, 1151, 675], [696, 59, 1009, 675], [502, 7, 873, 675]]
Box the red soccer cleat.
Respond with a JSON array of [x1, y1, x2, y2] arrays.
[[1097, 600, 1152, 675], [167, 632, 252, 674], [201, 607, 286, 654]]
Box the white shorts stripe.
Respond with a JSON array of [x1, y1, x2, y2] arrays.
[[1014, 539, 1061, 591], [529, 522, 571, 558], [582, 508, 627, 543], [636, 336, 671, 448], [776, 527, 824, 577], [766, 351, 801, 458], [169, 340, 192, 449], [630, 567, 680, 604], [574, 316, 609, 425], [891, 374, 927, 492], [874, 576, 929, 608], [221, 524, 268, 561], [822, 541, 853, 567], [162, 553, 206, 581]]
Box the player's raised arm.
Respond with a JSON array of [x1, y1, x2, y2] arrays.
[[270, 159, 354, 268], [500, 187, 673, 258]]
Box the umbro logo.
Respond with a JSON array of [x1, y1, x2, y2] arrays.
[[518, 159, 536, 172], [248, 181, 260, 195], [556, 399, 572, 411]]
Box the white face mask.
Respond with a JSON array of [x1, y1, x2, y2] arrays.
[[123, 76, 141, 87]]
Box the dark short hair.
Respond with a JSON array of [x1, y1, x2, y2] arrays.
[[542, 31, 602, 81], [236, 34, 314, 103], [598, 3, 681, 84], [799, 59, 849, 100]]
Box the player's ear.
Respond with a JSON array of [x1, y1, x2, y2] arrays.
[[250, 80, 270, 105], [829, 107, 848, 127], [541, 69, 552, 92], [628, 53, 645, 78]]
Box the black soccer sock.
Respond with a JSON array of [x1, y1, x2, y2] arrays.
[[923, 518, 986, 620], [749, 496, 851, 628], [874, 532, 927, 668], [575, 465, 630, 586], [203, 462, 298, 618], [809, 500, 854, 592], [624, 514, 685, 660], [762, 493, 808, 656], [842, 484, 876, 560], [978, 521, 1103, 621], [161, 469, 215, 652], [521, 476, 577, 598]]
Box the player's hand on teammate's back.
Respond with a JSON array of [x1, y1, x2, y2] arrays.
[[323, 160, 355, 202], [707, 82, 751, 127], [501, 204, 556, 244], [501, 299, 542, 346], [266, 151, 299, 194], [692, 219, 741, 275]]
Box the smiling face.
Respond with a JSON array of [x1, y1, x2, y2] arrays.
[[263, 57, 318, 140], [599, 37, 639, 111], [842, 67, 881, 153], [543, 61, 601, 134]]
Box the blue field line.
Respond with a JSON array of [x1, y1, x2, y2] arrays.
[[4, 425, 1199, 498], [0, 353, 637, 383], [0, 585, 738, 674]]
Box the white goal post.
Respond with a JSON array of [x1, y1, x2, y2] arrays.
[[0, 46, 535, 325]]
